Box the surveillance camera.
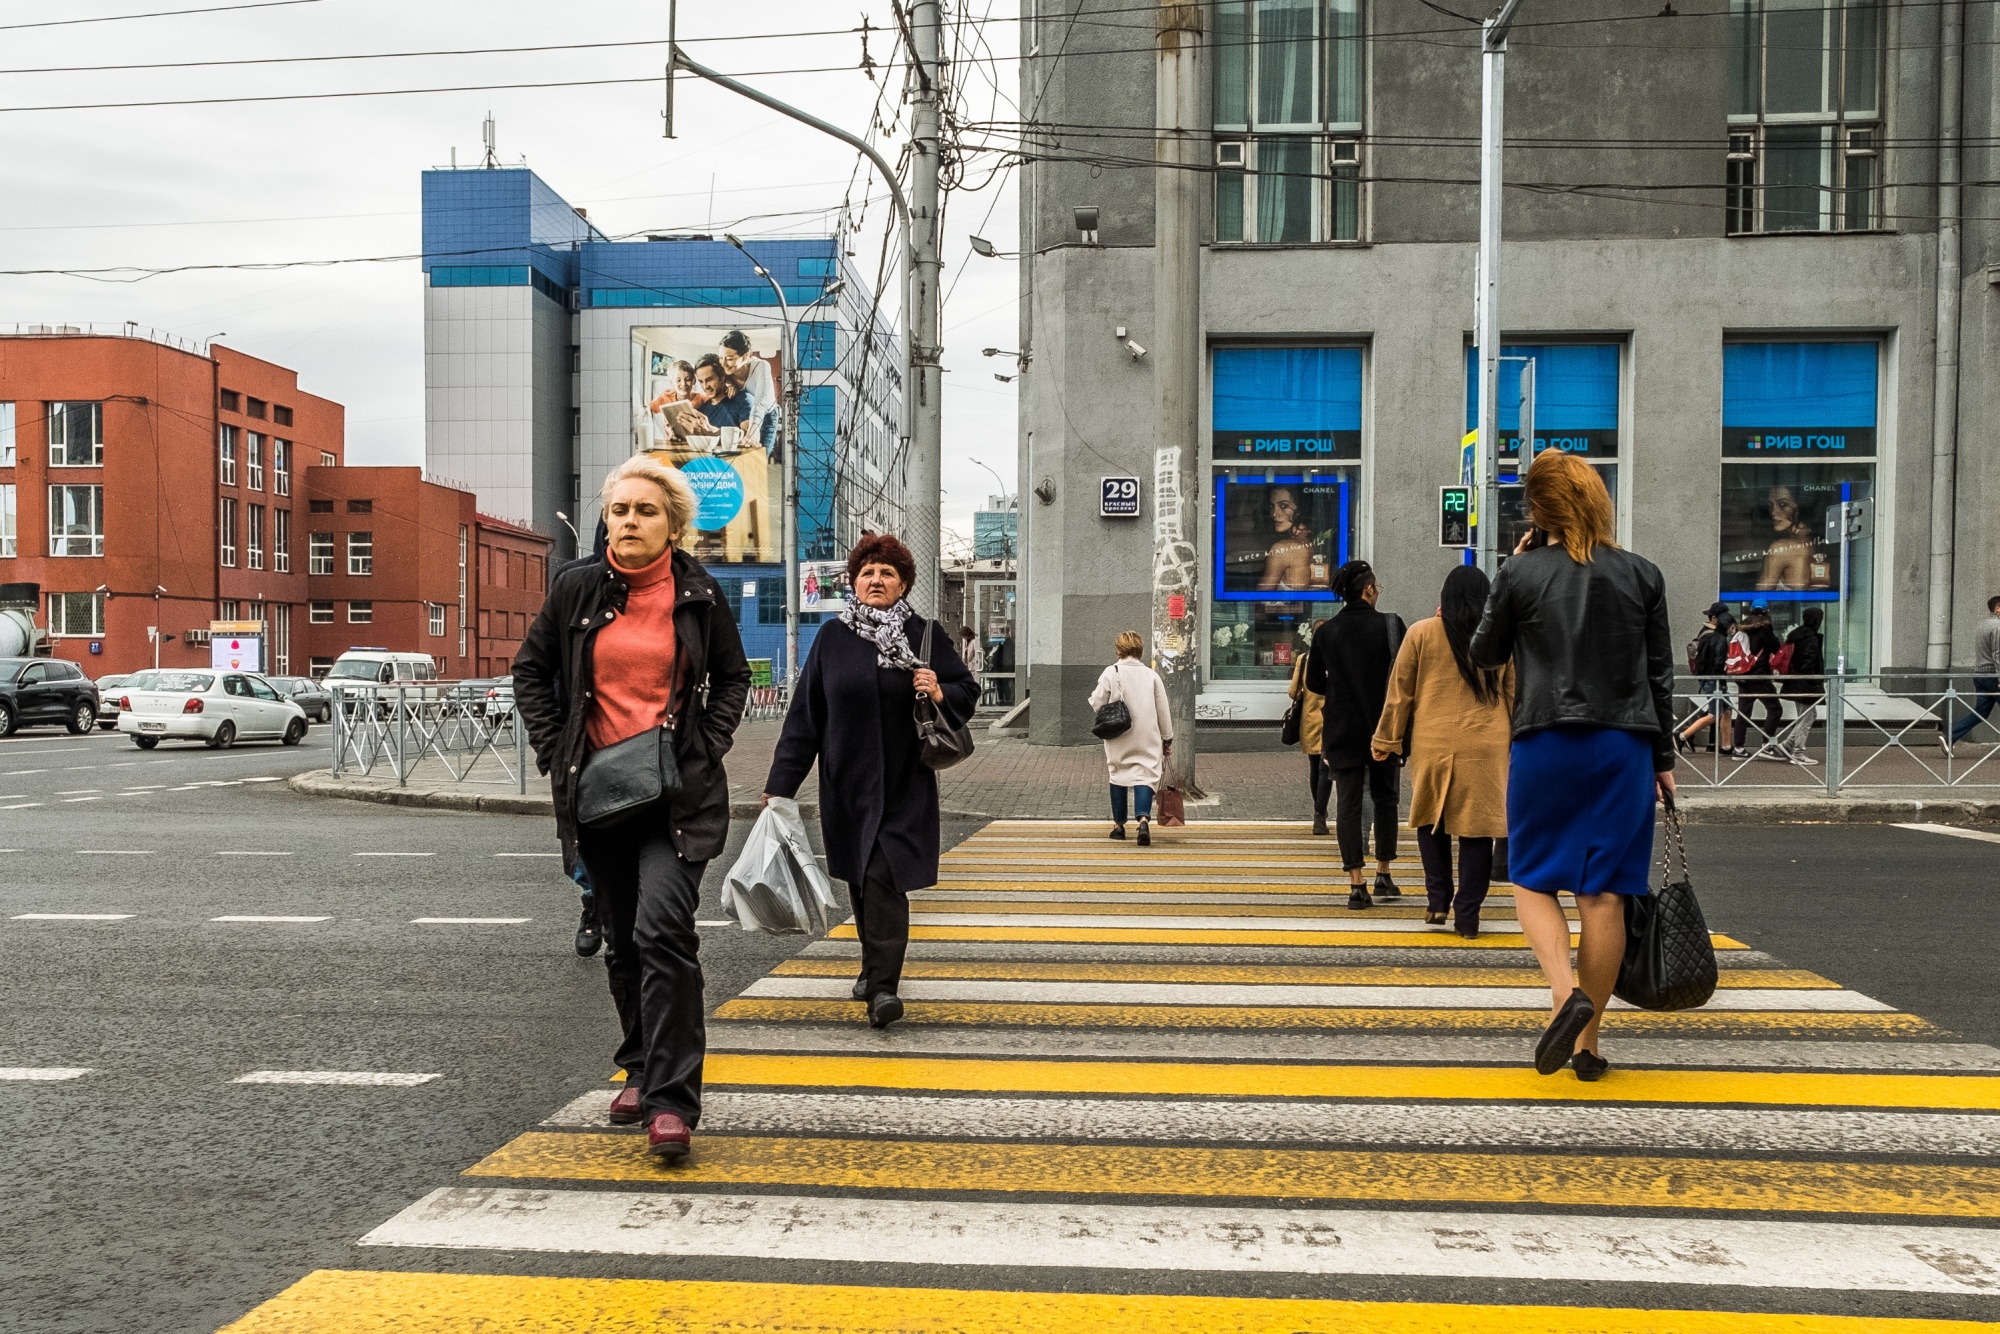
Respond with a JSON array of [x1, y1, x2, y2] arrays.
[[1125, 339, 1147, 359]]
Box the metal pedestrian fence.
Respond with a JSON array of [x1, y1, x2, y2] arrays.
[[327, 683, 528, 794], [1669, 673, 2000, 794]]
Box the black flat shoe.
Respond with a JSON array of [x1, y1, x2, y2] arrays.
[[1424, 910, 1448, 926], [867, 992, 904, 1029], [574, 897, 602, 958], [1571, 1050, 1610, 1082], [1108, 825, 1126, 840], [1535, 990, 1596, 1076], [851, 976, 868, 1001], [1346, 885, 1372, 910], [1673, 733, 1694, 756], [1311, 815, 1329, 836], [1454, 925, 1480, 940], [1136, 818, 1151, 847], [1373, 873, 1401, 901]]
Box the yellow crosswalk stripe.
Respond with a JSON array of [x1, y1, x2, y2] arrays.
[[219, 1270, 1993, 1334], [833, 922, 1752, 949], [709, 998, 1940, 1033], [771, 958, 1840, 988]]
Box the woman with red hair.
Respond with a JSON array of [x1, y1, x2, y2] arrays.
[[764, 534, 980, 1028]]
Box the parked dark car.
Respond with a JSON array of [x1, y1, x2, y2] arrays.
[[0, 658, 100, 736], [266, 675, 333, 723]]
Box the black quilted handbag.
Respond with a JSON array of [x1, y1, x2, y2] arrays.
[[1613, 799, 1719, 1011]]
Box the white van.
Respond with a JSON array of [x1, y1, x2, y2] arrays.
[[322, 651, 443, 716]]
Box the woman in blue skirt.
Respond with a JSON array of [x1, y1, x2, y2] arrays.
[[1470, 451, 1678, 1081]]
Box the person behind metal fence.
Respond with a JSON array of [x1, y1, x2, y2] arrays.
[[1090, 631, 1174, 847], [1732, 603, 1785, 756], [1943, 593, 2000, 757], [1286, 618, 1331, 835], [1371, 566, 1514, 939], [1470, 450, 1677, 1082], [1774, 604, 1825, 765], [512, 454, 751, 1160], [763, 534, 979, 1030], [1306, 559, 1408, 910], [1675, 603, 1736, 756]]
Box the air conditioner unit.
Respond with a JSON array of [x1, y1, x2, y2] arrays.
[[1215, 140, 1246, 168], [185, 629, 213, 645]]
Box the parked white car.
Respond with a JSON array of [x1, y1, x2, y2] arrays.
[[116, 669, 309, 749]]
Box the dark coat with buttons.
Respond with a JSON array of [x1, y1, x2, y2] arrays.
[[512, 549, 751, 864]]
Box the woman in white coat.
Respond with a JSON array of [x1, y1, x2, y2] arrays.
[[1088, 631, 1174, 846]]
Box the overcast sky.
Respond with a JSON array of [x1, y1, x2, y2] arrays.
[[0, 0, 1019, 552]]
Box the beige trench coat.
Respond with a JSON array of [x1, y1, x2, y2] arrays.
[[1285, 652, 1325, 756], [1370, 615, 1514, 838], [1089, 658, 1174, 787]]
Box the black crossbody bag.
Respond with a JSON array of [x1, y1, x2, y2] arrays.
[[577, 722, 683, 828]]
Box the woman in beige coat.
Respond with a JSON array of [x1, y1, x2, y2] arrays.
[[1371, 566, 1514, 937], [1089, 631, 1174, 846], [1286, 620, 1330, 835]]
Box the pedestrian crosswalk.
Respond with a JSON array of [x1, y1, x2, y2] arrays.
[[221, 819, 2000, 1331]]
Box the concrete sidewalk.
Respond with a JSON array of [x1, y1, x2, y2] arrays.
[[288, 719, 2000, 824]]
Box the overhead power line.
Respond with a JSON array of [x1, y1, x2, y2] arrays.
[[0, 0, 323, 33]]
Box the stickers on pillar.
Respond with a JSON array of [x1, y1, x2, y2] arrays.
[[681, 456, 746, 530]]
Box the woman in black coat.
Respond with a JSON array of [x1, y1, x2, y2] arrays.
[[1305, 559, 1408, 909], [764, 534, 979, 1029]]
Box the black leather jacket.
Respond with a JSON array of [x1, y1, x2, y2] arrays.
[[512, 549, 751, 862], [1468, 543, 1677, 773]]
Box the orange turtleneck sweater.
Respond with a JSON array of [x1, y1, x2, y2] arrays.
[[586, 545, 678, 750]]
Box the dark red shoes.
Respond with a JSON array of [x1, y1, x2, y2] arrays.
[[608, 1084, 642, 1125], [647, 1110, 692, 1159]]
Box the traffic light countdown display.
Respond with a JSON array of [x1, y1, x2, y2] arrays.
[[1438, 485, 1473, 548]]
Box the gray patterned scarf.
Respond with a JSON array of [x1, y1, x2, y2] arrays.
[[840, 596, 922, 670]]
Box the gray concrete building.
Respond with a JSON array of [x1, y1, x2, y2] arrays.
[[1016, 0, 1997, 744]]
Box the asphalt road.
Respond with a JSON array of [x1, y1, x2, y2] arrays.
[[0, 721, 1995, 1331]]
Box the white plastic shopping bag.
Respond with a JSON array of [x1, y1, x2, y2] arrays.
[[719, 797, 840, 935]]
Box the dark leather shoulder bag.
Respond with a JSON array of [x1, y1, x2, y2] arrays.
[[576, 634, 686, 828], [914, 620, 975, 771]]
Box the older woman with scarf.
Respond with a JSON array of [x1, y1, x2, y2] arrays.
[[765, 534, 979, 1029]]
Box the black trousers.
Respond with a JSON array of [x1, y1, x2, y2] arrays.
[[1415, 825, 1494, 928], [1331, 758, 1399, 871], [578, 814, 708, 1127], [1735, 684, 1783, 749], [849, 843, 909, 998], [1307, 756, 1331, 817]]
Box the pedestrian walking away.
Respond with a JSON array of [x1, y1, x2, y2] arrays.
[[1675, 603, 1735, 756], [764, 534, 979, 1030], [1943, 593, 2000, 757], [1286, 619, 1330, 835], [1306, 560, 1407, 909], [1731, 603, 1784, 756], [1470, 450, 1677, 1082], [1771, 605, 1825, 765], [1089, 632, 1174, 847], [512, 454, 751, 1160], [958, 625, 983, 683], [1371, 566, 1513, 939]]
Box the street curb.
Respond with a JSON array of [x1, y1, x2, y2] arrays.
[[285, 771, 824, 821]]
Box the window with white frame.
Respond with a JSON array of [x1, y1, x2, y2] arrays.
[[247, 504, 265, 570], [428, 602, 446, 637], [308, 600, 333, 624], [219, 496, 238, 567], [273, 439, 290, 496], [219, 424, 238, 485], [218, 599, 239, 622], [47, 591, 105, 637], [308, 531, 333, 575], [48, 484, 103, 556], [274, 508, 290, 573], [0, 402, 14, 466], [320, 450, 337, 467], [347, 600, 373, 624], [1727, 0, 1883, 234], [47, 401, 103, 466], [0, 484, 13, 557], [272, 602, 291, 673], [347, 531, 372, 576], [1212, 0, 1365, 244], [245, 432, 264, 491]]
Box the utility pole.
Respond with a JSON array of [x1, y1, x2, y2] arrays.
[[1154, 0, 1203, 792], [904, 0, 946, 615], [1474, 0, 1524, 574], [1925, 0, 1965, 670]]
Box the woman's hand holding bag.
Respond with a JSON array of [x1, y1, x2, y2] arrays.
[[914, 621, 975, 770]]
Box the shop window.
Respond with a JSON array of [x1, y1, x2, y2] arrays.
[[1213, 0, 1364, 244], [1727, 0, 1882, 234], [1463, 343, 1623, 556], [1721, 341, 1879, 671], [1209, 345, 1362, 683], [48, 401, 103, 466]]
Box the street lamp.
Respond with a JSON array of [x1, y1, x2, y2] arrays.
[[554, 511, 581, 549], [966, 458, 1015, 563], [968, 236, 1020, 259]]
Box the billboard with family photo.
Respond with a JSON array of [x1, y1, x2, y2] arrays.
[[630, 325, 784, 565]]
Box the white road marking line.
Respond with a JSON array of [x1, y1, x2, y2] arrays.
[[54, 789, 101, 795], [493, 852, 562, 858], [122, 786, 166, 791], [1896, 821, 2000, 846], [216, 851, 293, 857], [12, 913, 133, 921], [233, 1070, 440, 1086], [0, 1067, 93, 1081], [75, 849, 153, 855], [0, 794, 25, 800], [0, 747, 89, 756], [411, 917, 531, 924], [357, 852, 435, 858], [164, 785, 203, 791], [541, 1088, 2000, 1156], [360, 1187, 2000, 1294], [900, 911, 1527, 934], [61, 796, 104, 803], [242, 776, 284, 783], [0, 802, 42, 810], [740, 976, 1890, 1013], [697, 919, 735, 927], [211, 915, 331, 923]]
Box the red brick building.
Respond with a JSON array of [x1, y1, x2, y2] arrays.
[[0, 329, 343, 676], [0, 328, 551, 682]]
